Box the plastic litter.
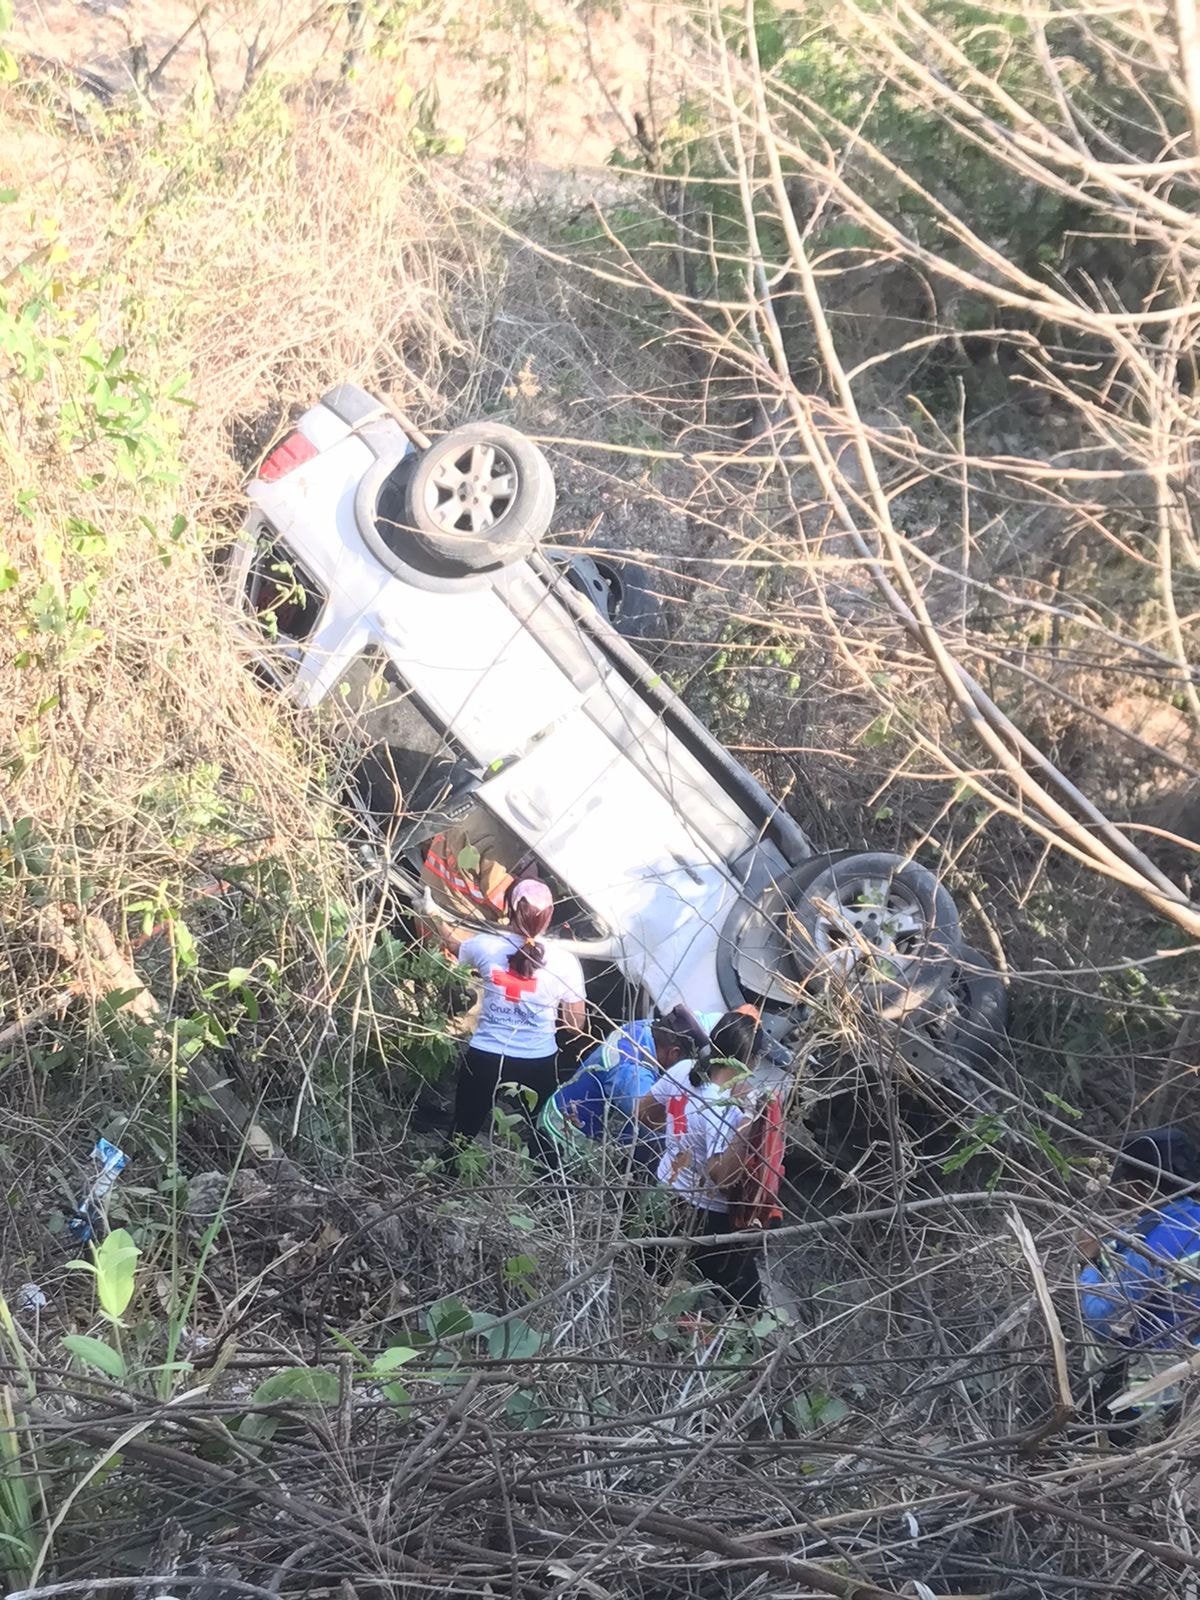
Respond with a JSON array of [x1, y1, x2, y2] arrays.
[[68, 1137, 128, 1244], [16, 1283, 46, 1313]]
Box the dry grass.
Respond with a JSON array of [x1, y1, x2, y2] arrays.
[[6, 8, 1200, 1598]]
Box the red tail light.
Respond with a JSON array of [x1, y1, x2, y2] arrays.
[[259, 431, 318, 482]]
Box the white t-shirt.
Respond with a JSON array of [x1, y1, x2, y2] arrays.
[[648, 1061, 747, 1212], [459, 931, 586, 1060]]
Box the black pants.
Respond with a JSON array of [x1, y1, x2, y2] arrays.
[[451, 1045, 558, 1144], [685, 1205, 763, 1311]]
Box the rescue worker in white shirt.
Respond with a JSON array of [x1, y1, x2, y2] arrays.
[[636, 1008, 765, 1309], [540, 1006, 721, 1171], [432, 878, 588, 1160]]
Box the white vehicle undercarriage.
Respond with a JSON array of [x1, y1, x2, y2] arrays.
[[228, 385, 1012, 1108]]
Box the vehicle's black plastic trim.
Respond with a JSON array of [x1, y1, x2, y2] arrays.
[[321, 383, 384, 429]]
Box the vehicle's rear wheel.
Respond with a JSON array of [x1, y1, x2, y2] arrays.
[[401, 422, 555, 571]]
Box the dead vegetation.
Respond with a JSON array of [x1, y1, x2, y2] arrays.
[[3, 1, 1200, 1597]]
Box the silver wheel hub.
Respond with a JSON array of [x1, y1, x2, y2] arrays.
[[800, 874, 927, 982], [425, 441, 518, 538]]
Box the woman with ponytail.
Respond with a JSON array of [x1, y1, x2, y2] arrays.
[[635, 1005, 766, 1308], [434, 879, 587, 1157]]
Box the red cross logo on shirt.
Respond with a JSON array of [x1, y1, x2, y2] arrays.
[[490, 966, 538, 1003], [667, 1093, 689, 1136]]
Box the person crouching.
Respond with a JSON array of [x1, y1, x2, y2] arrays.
[[636, 1008, 766, 1311]]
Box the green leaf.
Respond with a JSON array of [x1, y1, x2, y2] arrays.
[[94, 1228, 139, 1322], [1031, 1124, 1072, 1179], [486, 1318, 540, 1361], [1040, 1089, 1082, 1120], [497, 1081, 539, 1112], [502, 1254, 537, 1300], [0, 559, 17, 593], [62, 1333, 127, 1381], [251, 1366, 340, 1407], [663, 1284, 705, 1318], [507, 1213, 536, 1233], [240, 1366, 338, 1440], [369, 1345, 419, 1375], [786, 1389, 848, 1431], [171, 918, 198, 971], [382, 1381, 411, 1421], [428, 1296, 473, 1339], [751, 1307, 792, 1338], [505, 1389, 550, 1429], [817, 1394, 849, 1425], [237, 1412, 276, 1446]]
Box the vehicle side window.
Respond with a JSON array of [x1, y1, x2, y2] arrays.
[[406, 798, 607, 942], [246, 533, 324, 643]]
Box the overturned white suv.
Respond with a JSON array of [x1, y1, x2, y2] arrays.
[[227, 386, 1009, 1098]]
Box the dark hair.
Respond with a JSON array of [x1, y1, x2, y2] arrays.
[[507, 880, 553, 979], [651, 1005, 709, 1060], [508, 939, 544, 979], [1113, 1128, 1200, 1198], [688, 1009, 763, 1087]]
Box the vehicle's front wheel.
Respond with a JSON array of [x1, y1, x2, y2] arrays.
[[786, 852, 961, 1020], [561, 553, 668, 649], [724, 850, 962, 1020], [402, 422, 556, 571]]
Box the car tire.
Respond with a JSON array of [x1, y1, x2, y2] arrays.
[[719, 850, 856, 1009], [401, 422, 555, 570], [562, 553, 668, 647], [787, 852, 961, 1020]]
